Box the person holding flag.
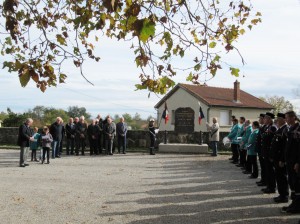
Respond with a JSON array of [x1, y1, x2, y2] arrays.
[[148, 119, 158, 155]]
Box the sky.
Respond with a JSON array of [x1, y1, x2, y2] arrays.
[[0, 0, 300, 118]]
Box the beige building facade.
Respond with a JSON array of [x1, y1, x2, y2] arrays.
[[155, 82, 273, 132]]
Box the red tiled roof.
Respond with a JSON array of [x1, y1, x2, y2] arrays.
[[155, 83, 273, 109]]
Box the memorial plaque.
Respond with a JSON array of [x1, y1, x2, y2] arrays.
[[175, 107, 195, 133]]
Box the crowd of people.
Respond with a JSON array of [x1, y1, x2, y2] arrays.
[[17, 110, 300, 214], [218, 111, 300, 214], [17, 114, 133, 166]]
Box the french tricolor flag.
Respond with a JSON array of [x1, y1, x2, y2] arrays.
[[162, 102, 169, 124], [198, 106, 205, 125]]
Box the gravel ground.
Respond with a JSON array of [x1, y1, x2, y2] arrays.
[[0, 149, 300, 224]]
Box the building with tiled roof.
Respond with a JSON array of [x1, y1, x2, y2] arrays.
[[155, 81, 273, 132]]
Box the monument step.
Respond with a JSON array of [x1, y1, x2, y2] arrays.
[[158, 143, 208, 154]]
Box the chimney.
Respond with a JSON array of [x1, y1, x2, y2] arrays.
[[233, 80, 241, 103]]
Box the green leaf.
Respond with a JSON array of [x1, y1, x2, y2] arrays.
[[194, 63, 201, 71], [230, 67, 240, 77], [186, 72, 193, 81], [56, 34, 67, 46], [139, 19, 155, 43], [135, 84, 147, 90], [209, 41, 217, 48], [19, 70, 30, 87]]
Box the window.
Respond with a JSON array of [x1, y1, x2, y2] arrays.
[[220, 110, 230, 126], [171, 110, 175, 125]]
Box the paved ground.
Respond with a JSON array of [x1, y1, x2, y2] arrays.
[[0, 149, 300, 224]]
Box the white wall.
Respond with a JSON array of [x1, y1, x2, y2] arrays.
[[156, 88, 209, 132]]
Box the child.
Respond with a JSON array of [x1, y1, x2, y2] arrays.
[[41, 126, 53, 164], [30, 127, 41, 162]]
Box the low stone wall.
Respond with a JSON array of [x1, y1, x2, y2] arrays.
[[0, 127, 230, 150]]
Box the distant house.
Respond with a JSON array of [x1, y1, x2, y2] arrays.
[[155, 81, 273, 132]]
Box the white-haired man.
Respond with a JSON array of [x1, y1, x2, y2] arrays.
[[50, 117, 63, 158], [17, 118, 34, 167]]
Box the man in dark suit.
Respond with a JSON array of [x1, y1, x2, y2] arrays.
[[116, 117, 128, 154], [65, 117, 76, 155], [87, 119, 100, 155], [50, 117, 63, 158], [270, 113, 288, 203], [261, 112, 277, 194], [96, 114, 104, 154], [17, 118, 34, 167], [75, 116, 88, 156], [282, 111, 300, 213]]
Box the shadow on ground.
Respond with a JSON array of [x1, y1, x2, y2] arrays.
[[101, 156, 300, 224]]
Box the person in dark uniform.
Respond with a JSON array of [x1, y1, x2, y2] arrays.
[[17, 118, 34, 167], [59, 120, 65, 155], [75, 116, 88, 156], [261, 112, 277, 194], [65, 117, 76, 155], [96, 114, 104, 154], [104, 117, 115, 155], [256, 114, 267, 187], [116, 117, 128, 154], [148, 119, 157, 155], [88, 119, 100, 155], [270, 113, 289, 203], [282, 111, 300, 213]]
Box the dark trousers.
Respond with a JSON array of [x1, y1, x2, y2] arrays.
[[258, 155, 266, 183], [75, 137, 85, 155], [31, 149, 37, 161], [231, 144, 239, 162], [98, 132, 103, 153], [239, 149, 247, 165], [42, 147, 50, 162], [245, 155, 252, 172], [89, 138, 98, 155], [59, 138, 63, 153], [265, 159, 276, 190], [66, 138, 75, 155], [248, 155, 258, 177], [287, 164, 300, 209], [274, 163, 289, 198], [118, 135, 126, 153]]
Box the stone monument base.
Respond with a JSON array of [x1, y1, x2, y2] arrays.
[[158, 143, 209, 154]]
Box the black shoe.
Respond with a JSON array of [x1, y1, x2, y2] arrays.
[[55, 155, 61, 158], [109, 153, 113, 155], [243, 171, 251, 174], [236, 164, 243, 167], [150, 152, 155, 155], [249, 175, 258, 179], [261, 188, 268, 192], [256, 181, 262, 184], [123, 152, 126, 154], [274, 197, 288, 203], [46, 161, 50, 164], [24, 164, 29, 166], [263, 189, 276, 194], [231, 161, 238, 164], [257, 183, 267, 186], [229, 158, 233, 160], [41, 160, 44, 164], [20, 164, 26, 167]]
